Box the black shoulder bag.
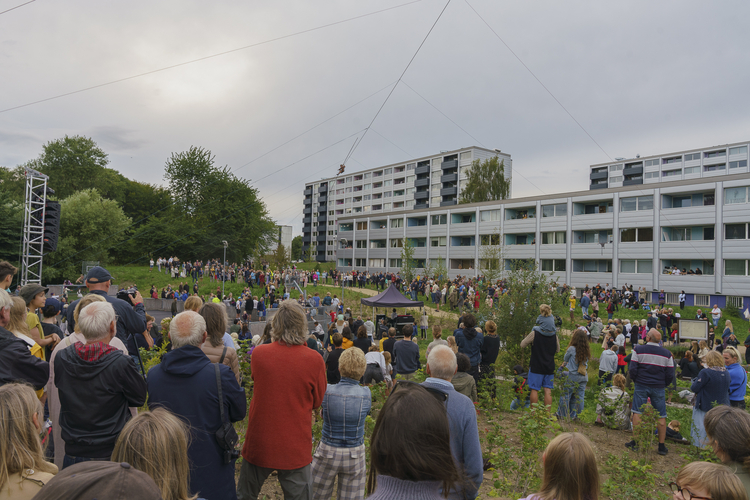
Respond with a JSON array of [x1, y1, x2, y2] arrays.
[[214, 363, 240, 464]]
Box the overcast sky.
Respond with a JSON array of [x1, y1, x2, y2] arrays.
[[2, 0, 749, 237]]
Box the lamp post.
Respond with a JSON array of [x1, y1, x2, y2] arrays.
[[222, 240, 228, 299], [339, 237, 348, 306]]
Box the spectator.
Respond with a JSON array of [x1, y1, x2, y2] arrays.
[[453, 313, 483, 382], [480, 320, 500, 385], [711, 304, 722, 328], [723, 319, 735, 341], [521, 314, 560, 408], [20, 284, 58, 359], [54, 301, 147, 467], [678, 351, 700, 379], [40, 298, 65, 361], [393, 325, 420, 380], [0, 383, 57, 498], [353, 326, 371, 356], [704, 405, 750, 496], [595, 373, 631, 430], [670, 462, 746, 500], [199, 302, 241, 384], [47, 294, 132, 469], [7, 297, 46, 397], [31, 461, 161, 500], [0, 261, 17, 292], [425, 325, 448, 359], [556, 329, 590, 421], [423, 345, 482, 499], [366, 383, 460, 499], [238, 301, 326, 500], [446, 335, 458, 354], [148, 310, 245, 499], [382, 328, 397, 359], [65, 267, 146, 357], [723, 346, 747, 409], [510, 365, 530, 410], [451, 352, 477, 402], [364, 316, 375, 342], [326, 333, 344, 384], [625, 329, 674, 456], [112, 407, 195, 500], [311, 348, 371, 500], [690, 351, 729, 447], [518, 433, 599, 500], [340, 326, 354, 350], [363, 346, 386, 385], [598, 345, 618, 386], [184, 295, 203, 312]]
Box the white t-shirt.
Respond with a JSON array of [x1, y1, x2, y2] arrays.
[[712, 307, 721, 320]]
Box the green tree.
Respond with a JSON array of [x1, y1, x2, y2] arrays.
[[400, 237, 415, 283], [459, 156, 510, 204], [0, 200, 23, 267], [272, 243, 289, 270], [45, 189, 131, 280], [434, 256, 448, 282], [305, 243, 316, 262], [479, 230, 504, 283], [291, 235, 303, 260]]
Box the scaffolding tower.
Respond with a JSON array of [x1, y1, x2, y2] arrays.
[[21, 168, 48, 285]]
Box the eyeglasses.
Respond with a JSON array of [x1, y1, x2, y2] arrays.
[[392, 380, 448, 402], [669, 482, 712, 500]]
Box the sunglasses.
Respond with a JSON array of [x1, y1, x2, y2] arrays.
[[393, 380, 448, 402]]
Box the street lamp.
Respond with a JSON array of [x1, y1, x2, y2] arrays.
[[339, 237, 348, 306], [222, 240, 228, 299]]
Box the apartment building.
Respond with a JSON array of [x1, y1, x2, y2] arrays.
[[335, 168, 750, 308], [590, 140, 749, 190], [301, 147, 512, 261]]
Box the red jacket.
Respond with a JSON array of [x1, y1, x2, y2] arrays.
[[242, 342, 326, 469]]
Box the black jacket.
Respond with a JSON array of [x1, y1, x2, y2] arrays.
[[0, 326, 49, 390], [54, 345, 147, 458], [481, 335, 500, 366], [66, 290, 147, 350]]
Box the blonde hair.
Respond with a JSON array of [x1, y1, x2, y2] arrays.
[[339, 347, 367, 379], [725, 320, 733, 333], [7, 297, 29, 336], [383, 351, 392, 365], [705, 351, 724, 368], [183, 295, 203, 312], [612, 373, 626, 391], [699, 340, 707, 349], [432, 325, 443, 340], [112, 408, 197, 500], [271, 300, 307, 346], [724, 346, 741, 363], [537, 432, 599, 500], [484, 320, 497, 335], [0, 383, 56, 491], [539, 304, 552, 317], [676, 462, 746, 500], [199, 302, 228, 348], [73, 293, 106, 333]]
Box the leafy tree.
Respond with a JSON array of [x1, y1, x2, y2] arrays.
[[0, 166, 26, 203], [305, 243, 316, 262], [459, 156, 510, 204], [479, 231, 504, 283], [489, 261, 555, 373], [272, 243, 289, 270], [291, 235, 303, 260], [45, 189, 131, 280], [0, 200, 23, 267], [400, 237, 415, 284], [434, 256, 448, 282]]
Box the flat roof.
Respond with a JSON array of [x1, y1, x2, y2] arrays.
[[589, 140, 749, 168]]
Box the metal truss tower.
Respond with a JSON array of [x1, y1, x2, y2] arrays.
[[20, 168, 48, 285]]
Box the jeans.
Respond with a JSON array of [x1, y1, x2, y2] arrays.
[[510, 397, 530, 410], [608, 313, 613, 320], [712, 317, 719, 327], [632, 384, 667, 418], [557, 378, 587, 420], [582, 306, 589, 317]]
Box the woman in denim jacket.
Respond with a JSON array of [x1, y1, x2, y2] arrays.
[[311, 348, 371, 500]]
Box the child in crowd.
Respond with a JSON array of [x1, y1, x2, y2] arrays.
[[664, 420, 686, 441], [616, 346, 627, 375], [451, 353, 478, 402], [533, 304, 557, 337], [670, 462, 746, 500], [511, 364, 530, 410], [518, 432, 599, 500], [614, 327, 625, 347], [382, 351, 393, 391]]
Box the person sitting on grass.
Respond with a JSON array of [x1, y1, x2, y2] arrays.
[[595, 373, 630, 430], [510, 365, 530, 410]]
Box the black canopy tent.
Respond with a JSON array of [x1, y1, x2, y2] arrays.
[[360, 284, 424, 308]]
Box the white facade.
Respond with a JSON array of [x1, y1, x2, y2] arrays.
[[336, 171, 750, 306], [302, 147, 511, 261], [268, 225, 293, 258]]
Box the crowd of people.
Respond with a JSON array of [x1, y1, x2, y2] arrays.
[[2, 258, 750, 499]]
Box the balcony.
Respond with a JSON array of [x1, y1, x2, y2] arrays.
[[304, 187, 312, 196], [302, 234, 310, 242], [414, 191, 429, 200], [590, 181, 608, 190], [623, 165, 643, 177], [441, 173, 457, 183], [302, 217, 312, 224], [623, 177, 644, 187], [318, 185, 328, 193], [316, 234, 327, 242], [590, 170, 608, 181], [441, 159, 458, 170], [318, 195, 327, 203], [440, 186, 457, 197], [440, 200, 457, 207], [415, 202, 428, 210], [317, 214, 327, 222], [303, 207, 312, 215], [414, 177, 430, 188], [415, 164, 430, 175], [303, 197, 312, 205]]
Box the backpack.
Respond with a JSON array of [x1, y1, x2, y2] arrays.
[[554, 315, 562, 328]]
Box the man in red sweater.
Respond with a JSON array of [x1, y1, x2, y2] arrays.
[[238, 301, 327, 500]]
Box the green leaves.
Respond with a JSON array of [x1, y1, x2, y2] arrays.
[[458, 156, 510, 204]]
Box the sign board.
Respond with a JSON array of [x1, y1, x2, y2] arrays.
[[678, 319, 709, 342]]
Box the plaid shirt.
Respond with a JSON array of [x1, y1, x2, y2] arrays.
[[74, 341, 118, 362]]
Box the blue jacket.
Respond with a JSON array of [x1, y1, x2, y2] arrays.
[[691, 367, 730, 412], [629, 342, 674, 388], [422, 378, 483, 500], [454, 328, 484, 366], [727, 363, 748, 402], [580, 295, 590, 308], [147, 345, 247, 500], [393, 340, 420, 375], [321, 378, 371, 447]]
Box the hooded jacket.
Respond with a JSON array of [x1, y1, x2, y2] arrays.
[[0, 326, 49, 390], [454, 327, 484, 366], [54, 344, 147, 458], [147, 345, 246, 500]]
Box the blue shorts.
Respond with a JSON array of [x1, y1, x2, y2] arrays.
[[528, 372, 554, 391], [632, 384, 667, 418]]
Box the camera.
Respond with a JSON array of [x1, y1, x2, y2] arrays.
[[117, 286, 138, 303]]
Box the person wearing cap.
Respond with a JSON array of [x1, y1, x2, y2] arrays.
[[31, 461, 161, 500], [21, 283, 59, 360], [40, 297, 65, 361], [54, 301, 147, 468], [65, 266, 147, 351], [0, 288, 49, 390]]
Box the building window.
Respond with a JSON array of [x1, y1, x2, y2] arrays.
[[480, 209, 501, 222], [662, 192, 714, 208], [355, 240, 366, 249], [661, 259, 714, 275], [684, 153, 701, 161], [355, 258, 366, 267], [572, 260, 613, 272], [451, 213, 476, 224], [704, 164, 726, 172], [662, 169, 682, 177], [620, 195, 653, 212], [620, 259, 653, 274], [704, 150, 726, 159], [684, 166, 700, 174], [695, 294, 710, 307], [725, 223, 748, 240], [389, 258, 402, 268], [661, 226, 714, 241], [541, 259, 566, 272], [644, 159, 659, 166], [430, 236, 447, 247], [390, 238, 403, 248], [729, 160, 748, 169], [609, 164, 623, 171], [728, 296, 744, 308], [542, 204, 566, 217], [662, 156, 682, 164], [725, 260, 748, 276], [729, 146, 748, 155], [480, 234, 500, 246], [573, 230, 612, 244], [620, 227, 653, 242], [369, 258, 385, 267], [541, 231, 566, 244], [645, 171, 660, 179], [610, 176, 623, 183], [724, 187, 748, 204]]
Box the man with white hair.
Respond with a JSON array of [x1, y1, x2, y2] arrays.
[[54, 301, 147, 468], [422, 345, 483, 499], [147, 310, 247, 500], [0, 288, 49, 388]]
